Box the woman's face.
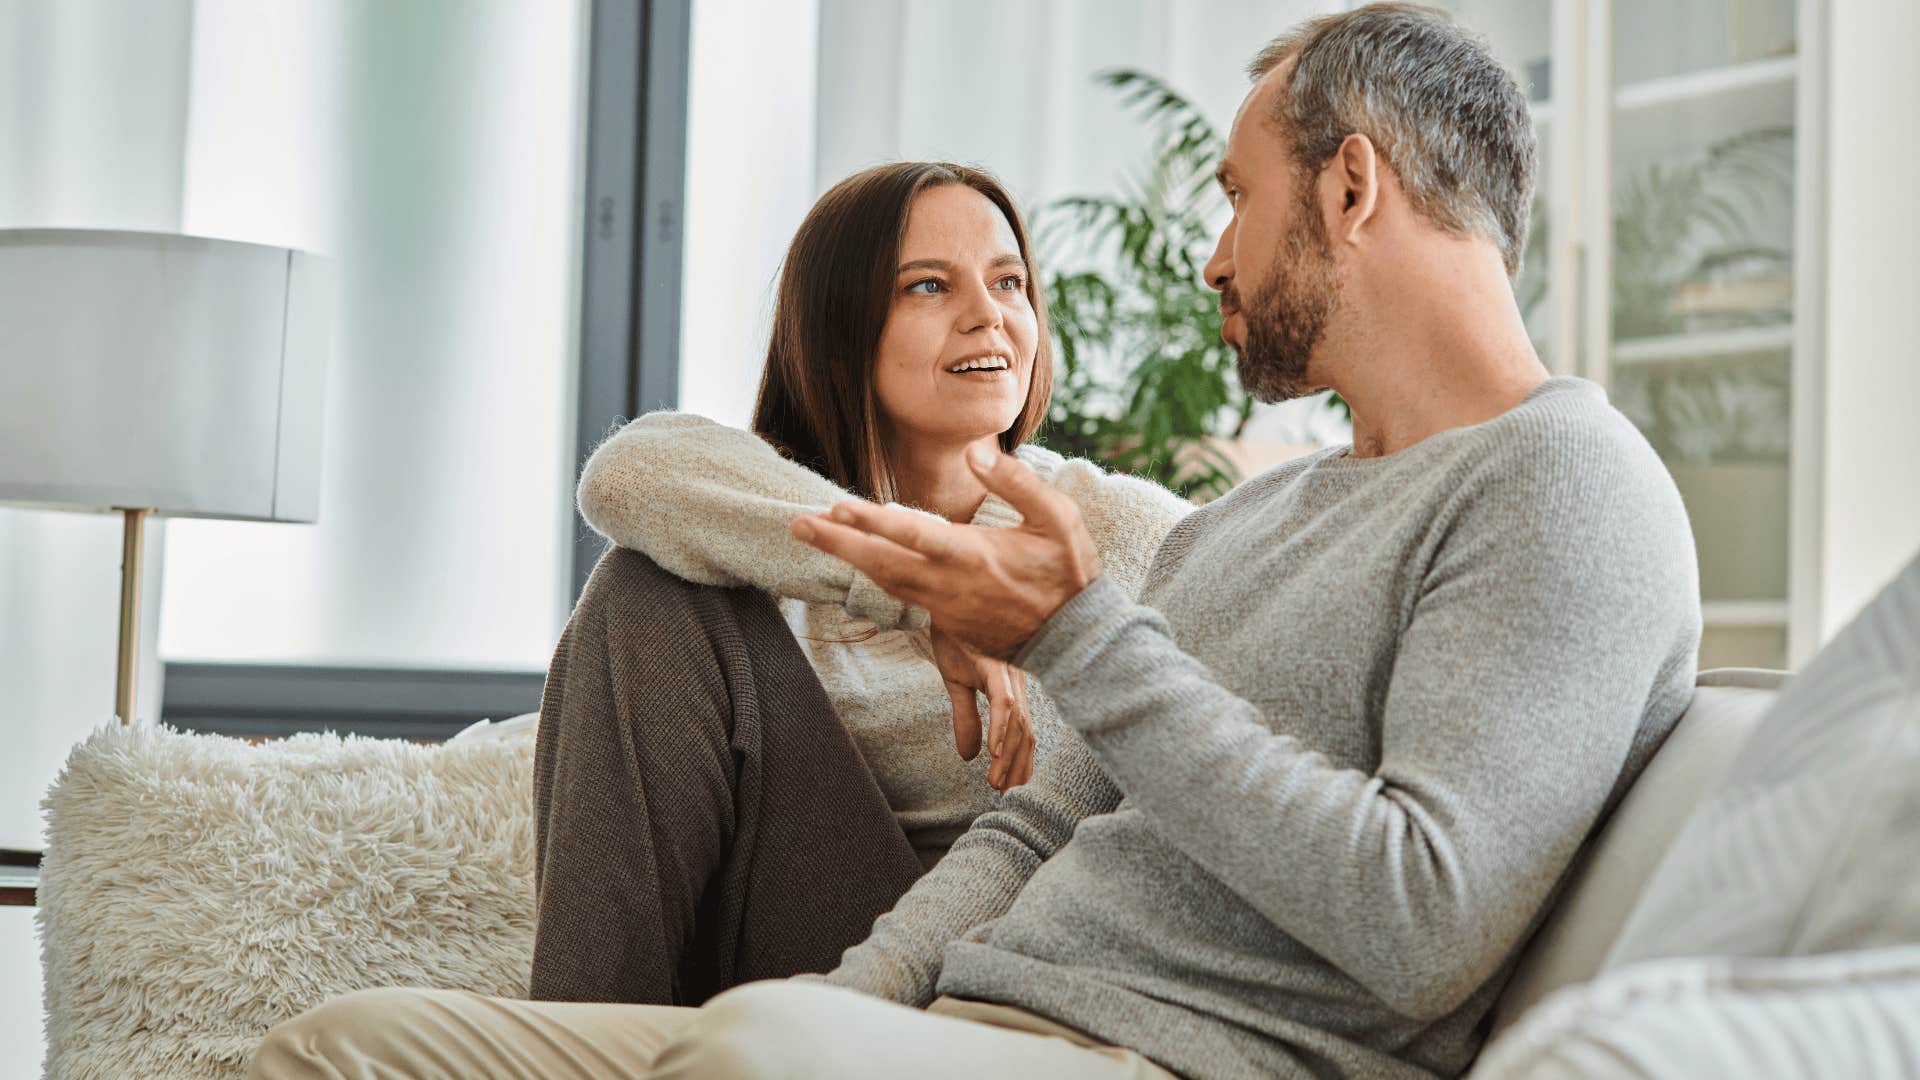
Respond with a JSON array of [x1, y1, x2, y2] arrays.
[[872, 184, 1039, 451]]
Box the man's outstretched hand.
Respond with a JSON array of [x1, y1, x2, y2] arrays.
[[790, 444, 1103, 661]]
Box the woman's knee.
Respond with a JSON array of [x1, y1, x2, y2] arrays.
[[576, 546, 698, 619]]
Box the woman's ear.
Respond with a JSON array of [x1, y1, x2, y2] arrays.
[[1332, 133, 1381, 246]]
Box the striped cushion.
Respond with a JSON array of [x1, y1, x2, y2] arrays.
[[1606, 552, 1920, 967], [1472, 946, 1920, 1079]]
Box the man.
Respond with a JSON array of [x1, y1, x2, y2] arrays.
[[251, 5, 1699, 1078]]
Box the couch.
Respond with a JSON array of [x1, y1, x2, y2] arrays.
[[36, 556, 1920, 1079]]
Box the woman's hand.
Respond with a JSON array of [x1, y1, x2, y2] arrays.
[[929, 624, 1035, 792]]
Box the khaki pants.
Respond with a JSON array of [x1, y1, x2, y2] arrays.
[[248, 979, 1179, 1079]]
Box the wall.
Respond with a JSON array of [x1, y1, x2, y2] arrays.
[[1813, 0, 1920, 641]]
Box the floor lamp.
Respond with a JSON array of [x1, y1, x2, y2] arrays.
[[0, 229, 332, 904]]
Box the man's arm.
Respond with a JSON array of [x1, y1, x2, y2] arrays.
[[793, 442, 1699, 1020], [817, 720, 1121, 1006], [1015, 528, 1687, 1018]]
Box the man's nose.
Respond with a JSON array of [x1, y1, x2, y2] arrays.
[[1203, 226, 1234, 294]]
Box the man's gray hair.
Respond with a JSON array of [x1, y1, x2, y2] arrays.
[[1250, 2, 1536, 277]]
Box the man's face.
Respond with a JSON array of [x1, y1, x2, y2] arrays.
[[1203, 65, 1343, 404]]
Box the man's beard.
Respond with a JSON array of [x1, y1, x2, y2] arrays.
[[1226, 194, 1342, 404]]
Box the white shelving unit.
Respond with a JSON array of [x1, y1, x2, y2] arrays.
[[1451, 0, 1819, 669], [1613, 324, 1794, 366]]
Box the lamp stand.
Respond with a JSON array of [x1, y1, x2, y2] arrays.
[[114, 507, 152, 726]]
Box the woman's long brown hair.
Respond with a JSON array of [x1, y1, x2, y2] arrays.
[[750, 162, 1054, 504]]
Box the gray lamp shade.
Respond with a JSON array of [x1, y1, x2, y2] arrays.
[[0, 229, 332, 522]]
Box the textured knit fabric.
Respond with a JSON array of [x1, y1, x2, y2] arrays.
[[574, 411, 1189, 863], [920, 377, 1704, 1079], [528, 546, 926, 1005]]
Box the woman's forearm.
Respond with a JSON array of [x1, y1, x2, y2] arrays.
[[576, 411, 923, 628]]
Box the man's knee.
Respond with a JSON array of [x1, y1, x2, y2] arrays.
[[656, 981, 840, 1078], [247, 987, 448, 1079]]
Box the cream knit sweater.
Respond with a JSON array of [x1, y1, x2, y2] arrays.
[[574, 411, 1190, 865]]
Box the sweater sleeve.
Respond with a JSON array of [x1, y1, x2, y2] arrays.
[[818, 450, 1189, 1005], [819, 716, 1122, 1005], [1038, 453, 1193, 602], [1011, 444, 1699, 1022], [576, 411, 926, 630]]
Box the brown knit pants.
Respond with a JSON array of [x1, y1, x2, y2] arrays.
[[527, 545, 927, 1006]]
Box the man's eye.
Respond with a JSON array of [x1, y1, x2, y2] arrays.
[[906, 279, 943, 295]]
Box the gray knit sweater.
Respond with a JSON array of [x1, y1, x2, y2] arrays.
[[835, 376, 1702, 1079]]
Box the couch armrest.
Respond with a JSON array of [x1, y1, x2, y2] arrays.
[[1487, 675, 1783, 1034]]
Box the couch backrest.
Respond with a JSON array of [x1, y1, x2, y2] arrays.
[[1486, 668, 1789, 1035]]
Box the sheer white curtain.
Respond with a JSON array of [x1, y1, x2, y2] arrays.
[[1, 0, 585, 815], [816, 0, 1338, 213], [0, 4, 195, 1070], [158, 0, 587, 670]]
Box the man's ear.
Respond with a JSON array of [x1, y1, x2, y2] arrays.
[[1331, 133, 1380, 246]]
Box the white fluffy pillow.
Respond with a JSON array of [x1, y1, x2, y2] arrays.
[[37, 721, 537, 1080]]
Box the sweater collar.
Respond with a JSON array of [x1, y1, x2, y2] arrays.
[[965, 443, 1062, 529]]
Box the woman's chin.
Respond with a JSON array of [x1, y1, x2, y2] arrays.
[[905, 410, 1024, 449]]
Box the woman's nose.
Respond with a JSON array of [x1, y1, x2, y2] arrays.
[[958, 281, 1003, 332]]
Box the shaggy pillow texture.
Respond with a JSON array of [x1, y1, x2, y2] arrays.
[[37, 721, 537, 1080]]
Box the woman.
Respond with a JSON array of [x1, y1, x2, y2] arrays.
[[528, 162, 1190, 1009]]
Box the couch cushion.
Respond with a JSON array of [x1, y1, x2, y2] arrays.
[[1471, 945, 1920, 1079], [1607, 552, 1920, 969], [38, 722, 536, 1080], [1488, 670, 1784, 1035]]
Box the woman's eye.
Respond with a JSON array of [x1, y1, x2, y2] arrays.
[[906, 279, 943, 295], [994, 275, 1025, 291]]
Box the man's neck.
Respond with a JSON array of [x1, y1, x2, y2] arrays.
[[1333, 250, 1549, 458], [890, 434, 997, 522]]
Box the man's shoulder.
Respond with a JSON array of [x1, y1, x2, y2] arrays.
[[1468, 377, 1669, 489]]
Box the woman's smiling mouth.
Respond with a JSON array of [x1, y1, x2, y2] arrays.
[[946, 353, 1011, 376]]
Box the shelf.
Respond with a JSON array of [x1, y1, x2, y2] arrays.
[[1703, 600, 1790, 627], [1530, 55, 1795, 129], [1613, 324, 1793, 365], [1616, 56, 1797, 113]]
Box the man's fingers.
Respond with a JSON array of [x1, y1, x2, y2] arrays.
[[792, 515, 935, 596], [946, 681, 982, 761], [1013, 721, 1036, 789], [967, 444, 1073, 534], [824, 501, 968, 562], [987, 676, 1007, 760]]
